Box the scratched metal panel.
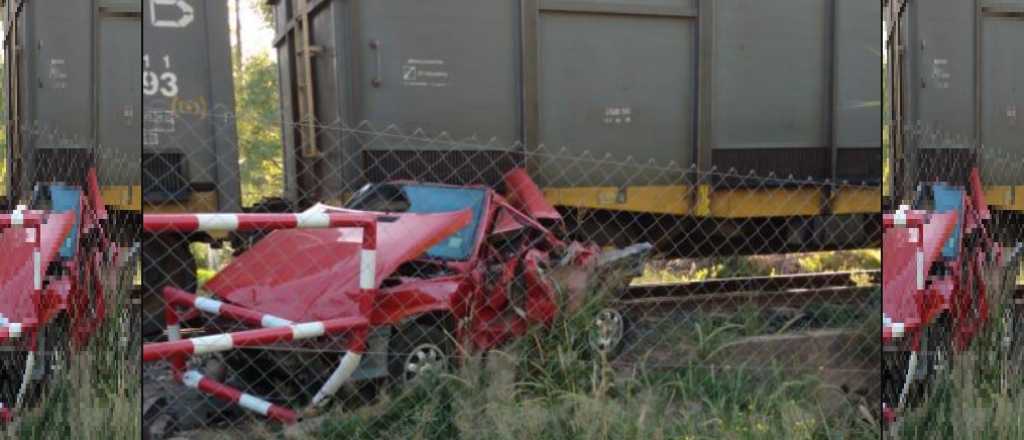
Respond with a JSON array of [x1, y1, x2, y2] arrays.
[[536, 11, 695, 186], [835, 0, 881, 150], [97, 13, 142, 186], [26, 0, 94, 148], [904, 0, 977, 147], [143, 0, 239, 210], [144, 0, 217, 183], [894, 0, 1024, 185], [354, 1, 521, 149], [712, 0, 829, 150], [980, 17, 1024, 184], [4, 0, 143, 195]]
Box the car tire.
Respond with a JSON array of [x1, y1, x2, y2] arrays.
[[388, 322, 453, 384]]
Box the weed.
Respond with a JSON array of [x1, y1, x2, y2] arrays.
[[12, 250, 141, 439]]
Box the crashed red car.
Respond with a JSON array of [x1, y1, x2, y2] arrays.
[[2, 169, 125, 423], [143, 168, 651, 423]]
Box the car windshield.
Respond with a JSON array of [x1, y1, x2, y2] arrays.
[[401, 185, 486, 260], [345, 183, 487, 260]]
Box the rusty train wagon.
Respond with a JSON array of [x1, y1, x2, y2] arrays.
[[141, 0, 240, 334], [886, 0, 1024, 209], [2, 0, 141, 211], [268, 0, 882, 255]]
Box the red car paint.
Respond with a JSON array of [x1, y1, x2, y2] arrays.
[[0, 169, 114, 348], [200, 169, 605, 352], [882, 168, 1001, 422], [205, 209, 473, 323], [1, 168, 120, 422]]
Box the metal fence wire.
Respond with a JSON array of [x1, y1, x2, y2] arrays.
[[142, 110, 883, 438]]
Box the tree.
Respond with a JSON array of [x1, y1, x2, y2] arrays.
[[231, 1, 283, 207], [256, 1, 273, 27], [234, 55, 283, 206], [233, 0, 243, 65]]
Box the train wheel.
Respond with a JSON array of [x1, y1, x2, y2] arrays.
[[142, 234, 196, 338]]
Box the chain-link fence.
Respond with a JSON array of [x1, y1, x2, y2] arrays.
[[883, 123, 1024, 432], [142, 111, 882, 438], [0, 122, 141, 437]]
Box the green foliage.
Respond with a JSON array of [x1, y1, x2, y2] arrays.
[[234, 53, 284, 207], [254, 0, 274, 27], [796, 250, 880, 273]]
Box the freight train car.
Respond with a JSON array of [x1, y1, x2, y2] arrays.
[[267, 0, 882, 254], [141, 0, 240, 333], [2, 0, 141, 211], [886, 0, 1024, 209]]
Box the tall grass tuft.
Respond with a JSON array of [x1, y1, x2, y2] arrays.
[[895, 258, 1024, 439], [308, 266, 879, 439], [13, 249, 141, 439]]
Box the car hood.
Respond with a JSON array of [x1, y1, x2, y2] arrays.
[[205, 205, 472, 322]]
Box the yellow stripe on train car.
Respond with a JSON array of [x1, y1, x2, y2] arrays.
[[542, 186, 880, 218], [709, 188, 821, 218], [985, 186, 1024, 212], [542, 186, 693, 215], [143, 191, 219, 214], [143, 191, 226, 239], [832, 187, 882, 214], [100, 185, 143, 211]]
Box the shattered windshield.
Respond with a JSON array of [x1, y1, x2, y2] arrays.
[[348, 184, 486, 260], [403, 185, 486, 260]]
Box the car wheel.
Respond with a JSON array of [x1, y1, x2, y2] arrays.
[[589, 307, 628, 358], [389, 323, 453, 383]]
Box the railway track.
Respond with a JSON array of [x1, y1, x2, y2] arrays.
[[619, 270, 881, 311]]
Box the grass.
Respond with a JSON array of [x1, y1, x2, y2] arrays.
[[168, 247, 882, 439], [307, 361, 877, 440], [296, 272, 879, 440], [894, 257, 1024, 439], [11, 249, 141, 439]]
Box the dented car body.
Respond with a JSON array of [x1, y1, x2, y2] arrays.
[[881, 168, 1016, 424], [142, 169, 651, 423], [1, 169, 124, 423]]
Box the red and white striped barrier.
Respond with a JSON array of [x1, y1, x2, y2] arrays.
[[882, 205, 928, 228], [0, 319, 24, 342], [181, 370, 298, 423], [143, 316, 369, 362], [0, 206, 44, 295], [0, 208, 45, 228], [163, 287, 294, 329], [143, 212, 377, 237], [0, 403, 11, 423], [143, 211, 382, 423], [882, 313, 906, 340]]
